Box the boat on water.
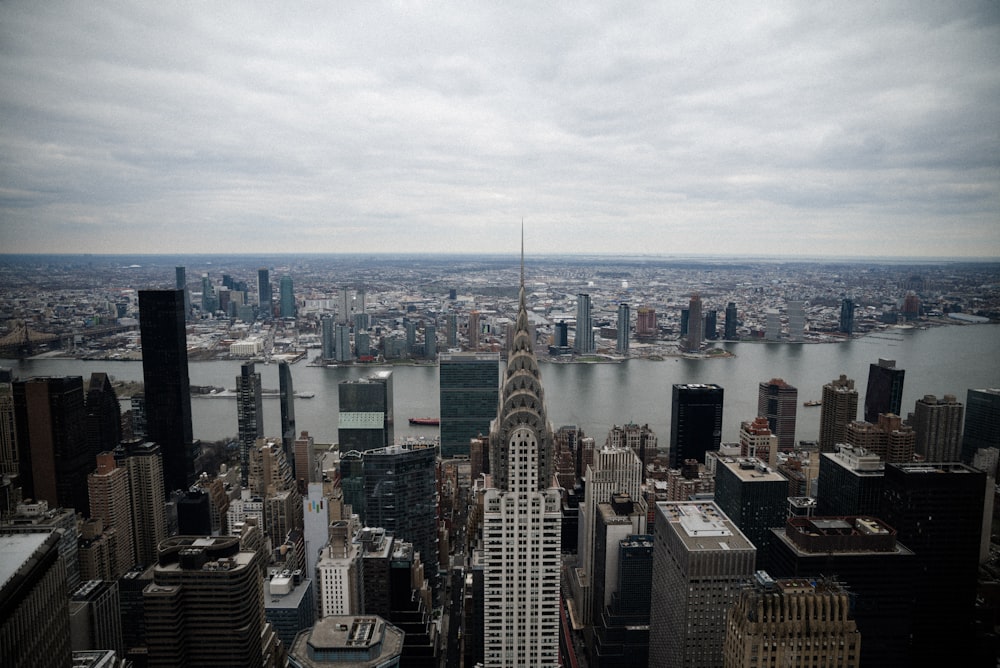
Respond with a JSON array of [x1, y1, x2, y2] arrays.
[[803, 400, 822, 407], [409, 417, 440, 426]]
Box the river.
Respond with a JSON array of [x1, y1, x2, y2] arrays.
[[4, 323, 998, 447]]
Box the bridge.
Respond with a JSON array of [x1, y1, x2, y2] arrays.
[[0, 321, 137, 358]]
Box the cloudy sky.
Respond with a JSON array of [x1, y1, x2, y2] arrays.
[[1, 2, 998, 258]]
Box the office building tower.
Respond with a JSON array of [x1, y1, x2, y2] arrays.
[[116, 441, 167, 567], [880, 462, 985, 667], [143, 535, 277, 668], [317, 520, 362, 617], [88, 452, 134, 579], [591, 495, 646, 630], [424, 322, 436, 359], [864, 358, 905, 423], [200, 274, 217, 315], [176, 489, 212, 535], [961, 388, 1000, 463], [237, 362, 264, 487], [680, 308, 690, 336], [786, 300, 805, 342], [439, 352, 500, 459], [138, 289, 196, 493], [839, 298, 855, 334], [0, 532, 72, 668], [649, 501, 755, 667], [338, 451, 365, 519], [846, 413, 915, 463], [446, 313, 458, 347], [295, 431, 316, 488], [554, 320, 569, 347], [713, 457, 788, 571], [279, 361, 297, 479], [819, 375, 858, 452], [69, 579, 124, 654], [264, 572, 315, 649], [591, 534, 653, 668], [816, 445, 884, 516], [769, 516, 915, 666], [910, 394, 964, 461], [85, 372, 121, 456], [0, 367, 16, 477], [757, 378, 797, 451], [77, 517, 117, 582], [724, 301, 738, 340], [636, 306, 657, 339], [258, 267, 272, 318], [704, 309, 718, 340], [669, 383, 724, 468], [338, 286, 351, 324], [739, 417, 778, 467], [13, 375, 92, 514], [118, 564, 154, 657], [280, 275, 295, 319], [482, 252, 562, 668], [129, 394, 146, 441], [684, 294, 704, 352], [575, 293, 594, 354], [288, 615, 404, 668], [616, 303, 630, 354], [355, 331, 371, 358], [176, 266, 191, 321], [3, 500, 81, 591], [321, 316, 336, 360], [468, 311, 481, 350], [303, 483, 338, 603], [338, 372, 393, 452], [723, 573, 861, 668], [334, 323, 351, 362]]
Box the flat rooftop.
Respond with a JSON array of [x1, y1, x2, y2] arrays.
[[657, 502, 754, 552], [0, 532, 51, 592]]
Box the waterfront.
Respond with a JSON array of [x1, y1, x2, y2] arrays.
[[4, 323, 999, 447]]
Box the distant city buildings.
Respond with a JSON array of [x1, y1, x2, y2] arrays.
[[575, 293, 594, 354]]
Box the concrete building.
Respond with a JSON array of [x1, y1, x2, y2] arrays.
[[87, 452, 134, 579], [649, 501, 755, 667], [575, 293, 594, 354], [819, 375, 858, 453], [287, 615, 404, 668], [845, 413, 915, 463], [69, 579, 123, 654], [115, 441, 167, 568], [616, 303, 630, 354], [757, 378, 797, 451], [713, 456, 788, 571], [739, 417, 778, 467], [786, 300, 805, 342], [264, 571, 315, 649], [816, 445, 885, 517], [684, 294, 703, 352], [2, 500, 81, 591], [909, 394, 964, 462]]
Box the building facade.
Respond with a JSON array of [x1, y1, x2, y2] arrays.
[[819, 375, 858, 453], [757, 378, 797, 451], [237, 362, 264, 487], [670, 383, 724, 468], [439, 353, 500, 459]]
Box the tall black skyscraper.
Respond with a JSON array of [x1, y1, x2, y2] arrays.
[[85, 372, 121, 455], [236, 362, 263, 487], [724, 302, 738, 340], [338, 371, 393, 452], [839, 298, 855, 334], [669, 383, 724, 468], [439, 352, 500, 459], [257, 268, 272, 319], [961, 388, 1000, 463], [138, 289, 196, 494], [864, 358, 905, 423], [278, 361, 297, 481]]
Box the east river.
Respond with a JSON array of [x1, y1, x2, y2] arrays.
[[4, 323, 999, 447]]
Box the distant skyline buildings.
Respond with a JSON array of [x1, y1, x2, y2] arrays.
[[575, 293, 594, 354]]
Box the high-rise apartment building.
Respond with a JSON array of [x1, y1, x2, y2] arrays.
[[819, 374, 858, 452], [200, 274, 216, 314], [739, 416, 778, 466], [279, 275, 295, 319], [880, 462, 986, 667], [724, 301, 738, 340], [85, 372, 120, 456], [138, 289, 196, 493], [669, 383, 724, 468], [616, 303, 630, 354], [649, 501, 755, 667], [115, 441, 167, 567], [604, 422, 657, 470], [482, 256, 562, 668], [864, 358, 905, 423], [757, 378, 797, 451], [910, 394, 964, 461], [816, 444, 884, 517], [684, 294, 703, 352], [88, 452, 134, 579], [723, 573, 861, 668], [237, 362, 264, 487], [786, 300, 805, 342], [278, 361, 297, 480], [13, 375, 92, 515], [845, 413, 915, 463], [575, 293, 594, 354], [704, 309, 718, 340], [765, 309, 781, 341], [439, 352, 500, 459], [636, 306, 657, 339], [468, 311, 481, 350], [0, 532, 72, 668], [258, 268, 272, 319], [143, 535, 277, 668], [839, 297, 855, 334], [334, 323, 351, 362], [338, 371, 394, 452], [713, 457, 788, 571], [961, 388, 1000, 463], [321, 316, 335, 360], [338, 286, 351, 324]]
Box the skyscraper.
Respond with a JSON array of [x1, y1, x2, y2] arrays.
[[575, 293, 594, 354], [258, 267, 272, 319], [648, 501, 755, 667], [175, 266, 191, 321], [85, 372, 120, 456], [839, 297, 855, 334], [237, 362, 263, 487], [0, 367, 15, 477], [88, 452, 134, 579], [684, 294, 703, 352], [911, 394, 964, 461], [819, 374, 858, 452], [482, 248, 561, 668], [636, 306, 657, 339], [278, 361, 297, 480], [590, 533, 653, 668], [13, 375, 92, 514], [116, 441, 167, 568], [961, 388, 1000, 463], [757, 378, 797, 451], [322, 315, 336, 360], [439, 352, 500, 459], [724, 301, 738, 340], [864, 358, 905, 423], [279, 275, 295, 319], [816, 444, 884, 517], [143, 535, 277, 667], [669, 383, 724, 468], [713, 457, 788, 571], [786, 300, 805, 342], [338, 371, 393, 452], [616, 303, 630, 354], [704, 309, 718, 340], [138, 289, 196, 494], [338, 286, 351, 324]]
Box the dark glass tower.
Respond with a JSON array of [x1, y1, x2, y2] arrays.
[[724, 302, 738, 340], [961, 388, 1000, 463], [864, 358, 905, 423], [278, 361, 297, 480], [338, 371, 393, 452], [757, 378, 797, 451], [236, 361, 263, 487], [257, 267, 272, 319], [86, 372, 121, 456], [839, 298, 855, 334], [669, 383, 724, 468], [279, 275, 295, 319], [138, 289, 196, 494], [439, 353, 500, 459]]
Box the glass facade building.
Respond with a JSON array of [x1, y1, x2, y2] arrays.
[[439, 353, 500, 459]]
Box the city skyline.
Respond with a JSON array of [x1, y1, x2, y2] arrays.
[[2, 2, 999, 259]]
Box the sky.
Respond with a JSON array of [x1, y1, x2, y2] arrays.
[[1, 2, 999, 258]]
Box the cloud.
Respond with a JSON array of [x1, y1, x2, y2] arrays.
[[0, 1, 998, 257]]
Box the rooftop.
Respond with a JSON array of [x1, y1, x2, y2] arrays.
[[658, 501, 754, 552], [0, 532, 52, 593]]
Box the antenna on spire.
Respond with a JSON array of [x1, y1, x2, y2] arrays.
[[520, 218, 525, 289]]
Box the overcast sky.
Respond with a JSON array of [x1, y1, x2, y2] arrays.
[[1, 2, 998, 258]]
